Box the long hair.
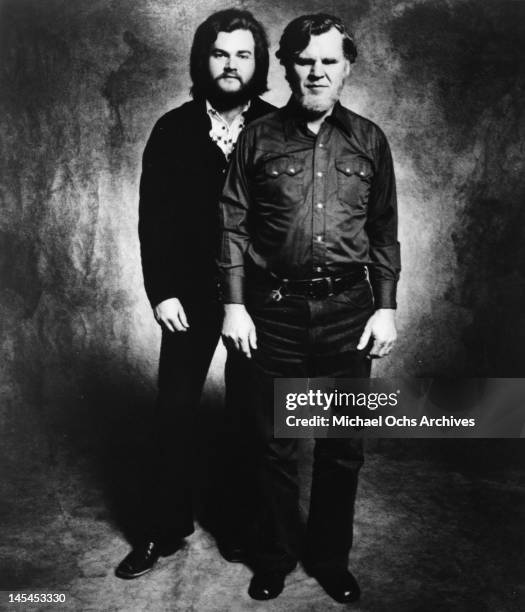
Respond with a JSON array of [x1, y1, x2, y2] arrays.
[[276, 13, 357, 68], [190, 9, 269, 100]]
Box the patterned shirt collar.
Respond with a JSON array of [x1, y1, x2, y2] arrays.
[[206, 100, 251, 160]]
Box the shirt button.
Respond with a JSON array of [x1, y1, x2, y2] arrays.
[[318, 143, 324, 148], [317, 171, 323, 178], [316, 202, 323, 209], [316, 235, 323, 242]]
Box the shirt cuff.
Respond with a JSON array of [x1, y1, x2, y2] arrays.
[[370, 278, 397, 309], [220, 273, 245, 304]]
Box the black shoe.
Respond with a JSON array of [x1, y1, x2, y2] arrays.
[[217, 540, 246, 563], [314, 569, 361, 603], [115, 540, 182, 579], [248, 570, 287, 600]]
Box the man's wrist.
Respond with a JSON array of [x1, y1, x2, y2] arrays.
[[375, 308, 396, 317], [224, 303, 247, 312]]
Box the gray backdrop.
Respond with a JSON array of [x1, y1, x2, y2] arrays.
[[1, 0, 524, 464]]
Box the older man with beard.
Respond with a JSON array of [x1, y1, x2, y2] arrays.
[[115, 9, 274, 580], [219, 13, 400, 603]]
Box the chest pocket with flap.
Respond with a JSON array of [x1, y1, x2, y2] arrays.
[[256, 156, 305, 203], [335, 158, 373, 208]]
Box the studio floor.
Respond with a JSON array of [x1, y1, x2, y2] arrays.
[[1, 385, 524, 612]]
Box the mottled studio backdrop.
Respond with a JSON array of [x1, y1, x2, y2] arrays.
[[1, 0, 524, 465]]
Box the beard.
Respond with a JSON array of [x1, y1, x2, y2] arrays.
[[295, 87, 342, 119], [296, 97, 333, 119], [203, 75, 258, 111], [288, 72, 347, 120]]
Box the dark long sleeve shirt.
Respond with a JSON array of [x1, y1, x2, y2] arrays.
[[218, 99, 401, 308]]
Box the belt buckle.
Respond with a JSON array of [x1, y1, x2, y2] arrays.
[[307, 277, 320, 299], [308, 277, 332, 299]]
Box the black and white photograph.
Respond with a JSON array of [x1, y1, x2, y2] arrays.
[[1, 0, 524, 610]]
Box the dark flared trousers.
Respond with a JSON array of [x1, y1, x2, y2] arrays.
[[145, 297, 253, 544], [246, 278, 374, 573]]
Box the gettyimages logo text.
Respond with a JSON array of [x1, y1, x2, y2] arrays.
[[285, 389, 400, 411]]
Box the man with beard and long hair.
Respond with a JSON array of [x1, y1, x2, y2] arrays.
[[115, 8, 275, 579]]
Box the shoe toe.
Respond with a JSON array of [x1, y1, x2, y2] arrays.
[[315, 569, 360, 603], [248, 572, 286, 600]]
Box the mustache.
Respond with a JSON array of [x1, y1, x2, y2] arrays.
[[216, 73, 242, 80]]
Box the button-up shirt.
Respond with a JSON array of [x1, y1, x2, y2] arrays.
[[206, 100, 250, 161], [218, 99, 401, 308]]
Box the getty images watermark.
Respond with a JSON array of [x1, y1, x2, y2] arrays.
[[273, 378, 525, 438]]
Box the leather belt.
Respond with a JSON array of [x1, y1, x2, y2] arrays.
[[270, 268, 366, 300]]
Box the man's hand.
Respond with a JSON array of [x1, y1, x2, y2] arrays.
[[153, 297, 189, 333], [357, 309, 397, 358], [222, 304, 257, 359]]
